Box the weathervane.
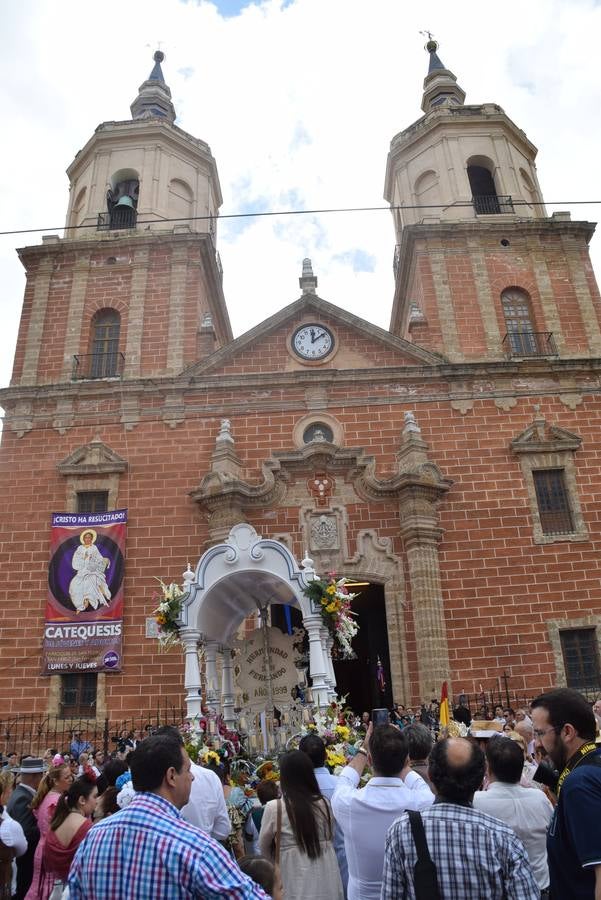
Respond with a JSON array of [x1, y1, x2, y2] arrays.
[[419, 30, 438, 51]]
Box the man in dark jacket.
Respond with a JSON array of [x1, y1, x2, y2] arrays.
[[7, 757, 44, 899]]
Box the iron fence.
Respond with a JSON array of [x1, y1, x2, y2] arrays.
[[502, 331, 558, 358], [0, 704, 187, 759], [472, 194, 514, 215], [72, 352, 125, 380]]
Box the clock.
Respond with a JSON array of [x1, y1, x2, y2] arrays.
[[291, 323, 335, 360]]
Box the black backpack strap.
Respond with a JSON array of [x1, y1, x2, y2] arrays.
[[407, 810, 441, 900]]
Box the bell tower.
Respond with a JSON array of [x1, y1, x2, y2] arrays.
[[10, 51, 231, 389], [384, 42, 600, 363]]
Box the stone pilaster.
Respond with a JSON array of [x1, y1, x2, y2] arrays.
[[467, 238, 502, 357], [21, 260, 53, 385], [399, 511, 450, 699], [560, 235, 601, 355], [124, 248, 149, 378], [530, 248, 566, 354], [62, 253, 91, 379], [166, 245, 188, 375], [428, 249, 462, 361]]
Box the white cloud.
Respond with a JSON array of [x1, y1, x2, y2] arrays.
[[0, 0, 599, 390]]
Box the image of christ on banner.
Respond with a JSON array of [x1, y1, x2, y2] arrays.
[[43, 510, 127, 675]]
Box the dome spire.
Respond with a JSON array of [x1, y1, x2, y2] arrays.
[[130, 50, 176, 123], [420, 37, 466, 113]]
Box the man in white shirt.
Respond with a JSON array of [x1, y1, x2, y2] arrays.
[[332, 723, 433, 900], [299, 732, 348, 895], [180, 761, 231, 841], [473, 734, 553, 895]]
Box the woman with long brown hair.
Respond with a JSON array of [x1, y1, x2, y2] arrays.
[[41, 775, 97, 898], [24, 765, 72, 900], [259, 750, 343, 900]]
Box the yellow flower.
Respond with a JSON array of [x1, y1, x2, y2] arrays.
[[325, 602, 336, 613], [207, 751, 220, 764], [321, 597, 328, 605], [326, 749, 346, 768], [326, 585, 337, 596], [335, 725, 350, 741]]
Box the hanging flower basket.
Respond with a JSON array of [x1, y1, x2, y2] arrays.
[[152, 578, 186, 650], [303, 576, 359, 659]]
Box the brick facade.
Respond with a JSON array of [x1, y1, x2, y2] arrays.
[[2, 53, 601, 719]]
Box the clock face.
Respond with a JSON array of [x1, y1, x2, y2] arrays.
[[292, 324, 334, 360]]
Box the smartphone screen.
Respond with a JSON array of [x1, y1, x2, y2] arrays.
[[372, 708, 389, 727]]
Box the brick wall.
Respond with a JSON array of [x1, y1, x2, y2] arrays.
[[2, 378, 601, 714]]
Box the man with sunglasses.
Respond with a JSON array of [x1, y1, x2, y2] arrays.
[[531, 688, 601, 899]]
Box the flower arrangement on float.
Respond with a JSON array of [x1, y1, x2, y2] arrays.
[[152, 578, 186, 649], [303, 575, 359, 659], [298, 697, 369, 777]]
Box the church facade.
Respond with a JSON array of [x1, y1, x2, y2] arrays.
[[1, 46, 601, 720]]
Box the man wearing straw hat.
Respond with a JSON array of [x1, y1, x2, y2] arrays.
[[7, 757, 45, 899]]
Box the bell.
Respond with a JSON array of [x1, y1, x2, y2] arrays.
[[115, 195, 135, 209]]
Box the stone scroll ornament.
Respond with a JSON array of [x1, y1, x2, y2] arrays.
[[303, 575, 359, 659]]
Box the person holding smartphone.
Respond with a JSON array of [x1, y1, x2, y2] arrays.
[[331, 723, 434, 900]]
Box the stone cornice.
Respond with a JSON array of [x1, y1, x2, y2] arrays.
[[390, 218, 598, 335], [3, 354, 601, 413]]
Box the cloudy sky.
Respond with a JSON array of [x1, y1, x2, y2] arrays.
[[0, 0, 600, 390]]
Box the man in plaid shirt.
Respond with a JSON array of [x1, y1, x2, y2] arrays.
[[381, 737, 539, 899], [68, 731, 267, 899]]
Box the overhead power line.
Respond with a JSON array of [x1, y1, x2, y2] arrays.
[[0, 200, 600, 238]]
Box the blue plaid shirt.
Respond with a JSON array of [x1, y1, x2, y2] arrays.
[[68, 792, 268, 899], [381, 802, 540, 900]]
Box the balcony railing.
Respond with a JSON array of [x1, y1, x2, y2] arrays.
[[72, 352, 125, 380], [97, 210, 137, 231], [473, 194, 514, 215], [502, 331, 558, 358]]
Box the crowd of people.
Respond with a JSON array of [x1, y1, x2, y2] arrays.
[[0, 688, 600, 898]]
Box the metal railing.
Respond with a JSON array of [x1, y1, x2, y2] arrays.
[[0, 706, 187, 758], [502, 331, 558, 358], [72, 352, 125, 380], [472, 194, 514, 215], [97, 210, 137, 231]]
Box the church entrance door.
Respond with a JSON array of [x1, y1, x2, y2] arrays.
[[333, 583, 392, 716]]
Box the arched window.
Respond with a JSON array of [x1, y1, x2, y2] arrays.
[[107, 169, 139, 230], [167, 179, 194, 225], [519, 168, 540, 214], [91, 309, 121, 377], [501, 288, 537, 356], [72, 187, 87, 226], [414, 170, 440, 221], [468, 156, 498, 214]]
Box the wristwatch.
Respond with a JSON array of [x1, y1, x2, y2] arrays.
[[356, 746, 368, 756]]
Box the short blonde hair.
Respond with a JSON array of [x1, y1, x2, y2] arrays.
[[0, 769, 15, 797]]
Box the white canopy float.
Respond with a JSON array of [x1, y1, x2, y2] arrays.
[[178, 523, 337, 723]]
